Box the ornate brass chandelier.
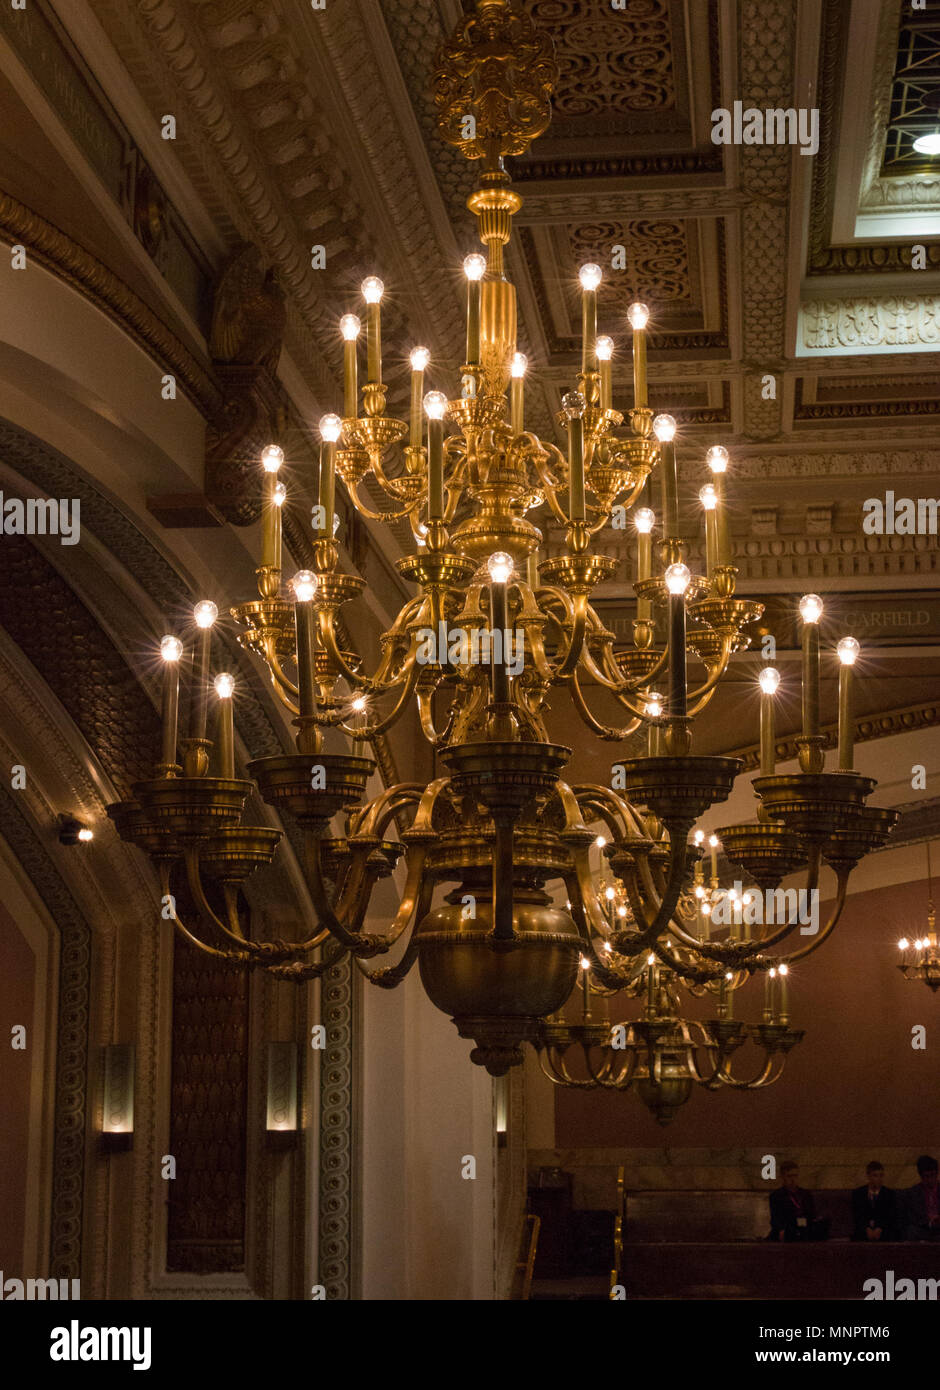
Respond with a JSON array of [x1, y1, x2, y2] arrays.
[[896, 842, 940, 992], [108, 0, 896, 1087]]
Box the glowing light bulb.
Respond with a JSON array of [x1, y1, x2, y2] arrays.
[[913, 131, 940, 155], [273, 482, 286, 507], [410, 346, 430, 372], [291, 570, 317, 603], [562, 390, 585, 419], [701, 903, 710, 916], [580, 955, 591, 970], [664, 562, 691, 595], [778, 962, 789, 977], [693, 829, 705, 845], [628, 302, 650, 330], [487, 551, 513, 585], [653, 413, 676, 443], [77, 826, 94, 842], [759, 666, 781, 695], [261, 444, 284, 473], [695, 884, 705, 899], [193, 600, 218, 629], [799, 593, 824, 624], [423, 390, 447, 420], [647, 954, 656, 967], [595, 335, 614, 361], [361, 276, 384, 303], [617, 906, 627, 919], [351, 695, 367, 714], [633, 507, 655, 534], [579, 262, 602, 291], [160, 635, 182, 662], [339, 313, 361, 341], [319, 413, 342, 443], [898, 938, 909, 951], [837, 636, 860, 666], [605, 885, 616, 901], [699, 484, 717, 511], [725, 971, 733, 981], [645, 695, 663, 719], [214, 673, 234, 699], [706, 445, 729, 474], [770, 967, 777, 979], [709, 834, 719, 848], [511, 352, 528, 378], [595, 835, 607, 848], [463, 253, 487, 281]]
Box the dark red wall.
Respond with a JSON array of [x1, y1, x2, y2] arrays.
[[555, 877, 938, 1148]]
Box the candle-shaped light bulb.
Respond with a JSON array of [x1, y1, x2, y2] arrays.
[[759, 666, 780, 695], [634, 506, 655, 619], [653, 414, 679, 538], [361, 276, 384, 384], [487, 552, 513, 704], [463, 253, 486, 366], [634, 507, 655, 534], [700, 483, 718, 579], [628, 302, 649, 410], [799, 593, 823, 742], [213, 673, 235, 776], [273, 481, 286, 507], [316, 414, 341, 541], [424, 390, 448, 521], [291, 571, 318, 721], [159, 635, 183, 771], [693, 829, 705, 846], [664, 565, 690, 718], [708, 834, 719, 880], [510, 351, 527, 433], [759, 666, 780, 772], [563, 390, 586, 521], [646, 695, 663, 719], [898, 937, 909, 951], [578, 263, 602, 373], [837, 635, 859, 771], [189, 602, 218, 745], [777, 961, 789, 1022], [339, 313, 361, 419], [260, 446, 284, 569], [706, 445, 730, 567], [645, 694, 663, 753], [407, 346, 430, 447], [595, 334, 614, 409]]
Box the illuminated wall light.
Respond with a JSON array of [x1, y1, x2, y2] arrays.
[[495, 1073, 509, 1145], [101, 1043, 135, 1149], [266, 1042, 299, 1147], [58, 814, 93, 846]]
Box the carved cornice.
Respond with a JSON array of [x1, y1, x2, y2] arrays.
[[727, 700, 940, 772], [0, 191, 220, 415], [800, 297, 940, 354]]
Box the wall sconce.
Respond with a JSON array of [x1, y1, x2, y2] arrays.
[[266, 1042, 299, 1149], [495, 1073, 509, 1149], [58, 814, 94, 845], [101, 1043, 135, 1151]]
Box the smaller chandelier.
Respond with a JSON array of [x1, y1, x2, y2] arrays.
[[897, 842, 940, 992]]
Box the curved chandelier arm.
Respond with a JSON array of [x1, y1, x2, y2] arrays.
[[568, 670, 642, 740], [180, 848, 326, 960], [714, 1050, 781, 1091], [527, 439, 573, 526], [416, 681, 459, 748], [261, 636, 300, 709], [301, 833, 387, 955], [337, 654, 424, 739], [536, 1045, 598, 1089], [347, 480, 418, 523], [684, 634, 737, 710], [773, 865, 850, 964], [262, 937, 352, 982], [157, 862, 252, 965], [354, 871, 435, 987]]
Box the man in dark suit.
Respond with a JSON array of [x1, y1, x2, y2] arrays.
[[851, 1161, 898, 1241], [903, 1155, 940, 1241], [769, 1162, 826, 1242]]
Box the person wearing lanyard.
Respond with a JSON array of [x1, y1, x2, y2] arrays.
[[769, 1162, 818, 1242]]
